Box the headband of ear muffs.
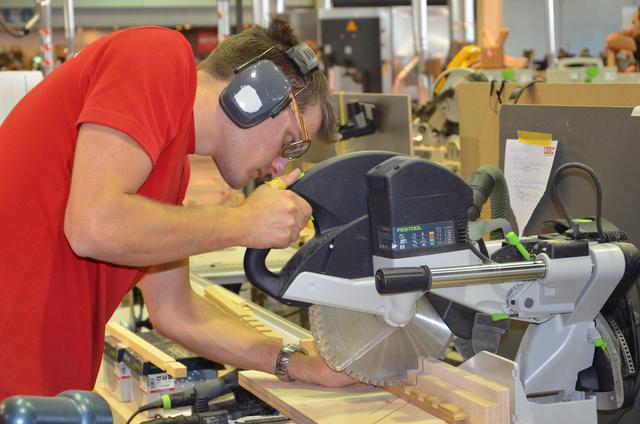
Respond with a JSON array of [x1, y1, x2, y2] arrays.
[[219, 43, 320, 129]]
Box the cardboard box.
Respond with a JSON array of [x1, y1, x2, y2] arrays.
[[458, 82, 640, 180], [103, 335, 132, 402]]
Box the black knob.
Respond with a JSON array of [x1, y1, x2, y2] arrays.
[[375, 266, 432, 294]]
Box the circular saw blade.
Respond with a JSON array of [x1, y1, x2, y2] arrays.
[[309, 295, 453, 386]]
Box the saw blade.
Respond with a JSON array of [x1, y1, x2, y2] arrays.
[[309, 295, 453, 386]]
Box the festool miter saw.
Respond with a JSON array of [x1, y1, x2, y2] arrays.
[[244, 152, 640, 422]]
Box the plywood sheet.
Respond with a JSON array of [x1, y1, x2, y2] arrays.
[[239, 371, 444, 424]]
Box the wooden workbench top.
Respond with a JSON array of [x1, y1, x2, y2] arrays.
[[239, 371, 444, 424]]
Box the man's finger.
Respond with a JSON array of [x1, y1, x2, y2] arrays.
[[278, 168, 302, 187]]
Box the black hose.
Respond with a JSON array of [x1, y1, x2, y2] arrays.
[[0, 17, 29, 38], [467, 165, 518, 237], [549, 162, 606, 240]]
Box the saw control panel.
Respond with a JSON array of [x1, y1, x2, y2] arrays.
[[378, 220, 456, 252]]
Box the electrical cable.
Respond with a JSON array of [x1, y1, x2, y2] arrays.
[[477, 238, 490, 258], [467, 241, 493, 264], [549, 162, 606, 240], [126, 407, 146, 424], [508, 78, 544, 104]]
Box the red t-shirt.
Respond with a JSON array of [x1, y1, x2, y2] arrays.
[[0, 27, 196, 399]]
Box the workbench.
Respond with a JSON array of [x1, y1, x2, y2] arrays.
[[189, 246, 297, 285], [98, 274, 446, 423]]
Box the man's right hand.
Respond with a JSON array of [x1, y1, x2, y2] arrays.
[[239, 169, 312, 249]]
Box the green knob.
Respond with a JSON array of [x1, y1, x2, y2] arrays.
[[506, 231, 531, 261]]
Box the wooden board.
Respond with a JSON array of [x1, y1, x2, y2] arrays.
[[385, 385, 466, 423], [239, 371, 445, 424], [203, 284, 319, 356], [421, 357, 509, 424], [390, 357, 511, 424], [105, 322, 187, 379]]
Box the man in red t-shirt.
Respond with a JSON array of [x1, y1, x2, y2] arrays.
[[0, 18, 354, 399]]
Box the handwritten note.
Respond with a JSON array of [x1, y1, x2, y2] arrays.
[[504, 132, 558, 234]]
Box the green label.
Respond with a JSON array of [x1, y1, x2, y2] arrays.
[[396, 226, 422, 233]]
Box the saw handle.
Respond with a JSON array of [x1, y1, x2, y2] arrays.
[[375, 267, 432, 294], [243, 248, 284, 299]]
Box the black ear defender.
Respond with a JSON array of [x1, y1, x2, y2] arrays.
[[219, 43, 320, 129]]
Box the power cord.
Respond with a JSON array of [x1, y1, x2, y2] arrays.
[[508, 78, 544, 104], [126, 405, 152, 424], [549, 162, 606, 240], [467, 241, 493, 264], [125, 371, 239, 424]]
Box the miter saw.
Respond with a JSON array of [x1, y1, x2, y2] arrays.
[[244, 152, 640, 422]]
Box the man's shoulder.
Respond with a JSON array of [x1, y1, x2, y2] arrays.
[[105, 26, 191, 52]]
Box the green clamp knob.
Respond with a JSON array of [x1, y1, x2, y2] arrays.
[[593, 337, 607, 350], [161, 393, 172, 409], [491, 313, 511, 321], [506, 231, 531, 261], [502, 69, 515, 81]]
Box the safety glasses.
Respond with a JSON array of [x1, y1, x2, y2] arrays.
[[280, 92, 310, 160]]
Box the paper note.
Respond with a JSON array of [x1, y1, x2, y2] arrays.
[[504, 132, 558, 234]]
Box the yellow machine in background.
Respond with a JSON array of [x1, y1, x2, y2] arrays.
[[433, 45, 481, 95]]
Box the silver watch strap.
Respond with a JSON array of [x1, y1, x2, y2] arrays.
[[275, 344, 308, 382]]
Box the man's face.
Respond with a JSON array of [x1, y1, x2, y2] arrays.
[[632, 11, 640, 36], [215, 101, 323, 189]]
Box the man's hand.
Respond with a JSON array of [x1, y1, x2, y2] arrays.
[[239, 169, 312, 249], [287, 353, 359, 388]]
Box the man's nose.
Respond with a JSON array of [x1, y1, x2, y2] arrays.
[[270, 157, 289, 176]]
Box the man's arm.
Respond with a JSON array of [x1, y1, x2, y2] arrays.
[[65, 123, 311, 266], [138, 261, 356, 387]]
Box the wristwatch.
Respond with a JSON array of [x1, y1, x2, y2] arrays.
[[275, 344, 308, 382]]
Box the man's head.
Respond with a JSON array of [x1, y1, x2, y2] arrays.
[[195, 18, 334, 188], [633, 8, 640, 37]]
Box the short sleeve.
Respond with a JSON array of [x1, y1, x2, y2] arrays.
[[77, 28, 195, 165]]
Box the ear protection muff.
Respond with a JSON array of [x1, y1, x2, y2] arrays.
[[219, 43, 320, 129]]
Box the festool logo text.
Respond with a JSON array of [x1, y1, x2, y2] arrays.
[[397, 226, 421, 233]]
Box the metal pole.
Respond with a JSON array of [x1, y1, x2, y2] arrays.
[[463, 0, 475, 44], [323, 0, 332, 10], [253, 0, 270, 27], [448, 0, 475, 58], [544, 0, 557, 66], [63, 0, 76, 58], [412, 0, 429, 103], [276, 0, 285, 15], [218, 0, 231, 41], [36, 0, 53, 76], [430, 261, 547, 289], [235, 0, 243, 33]]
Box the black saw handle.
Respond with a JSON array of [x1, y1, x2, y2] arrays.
[[243, 151, 397, 300], [243, 247, 280, 298]]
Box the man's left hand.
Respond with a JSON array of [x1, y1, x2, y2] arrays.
[[287, 353, 359, 388]]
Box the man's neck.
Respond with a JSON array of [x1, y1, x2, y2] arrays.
[[193, 71, 227, 156]]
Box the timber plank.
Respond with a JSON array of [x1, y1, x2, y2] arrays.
[[239, 371, 445, 423]]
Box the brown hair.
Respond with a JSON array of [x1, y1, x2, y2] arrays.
[[198, 17, 335, 140]]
